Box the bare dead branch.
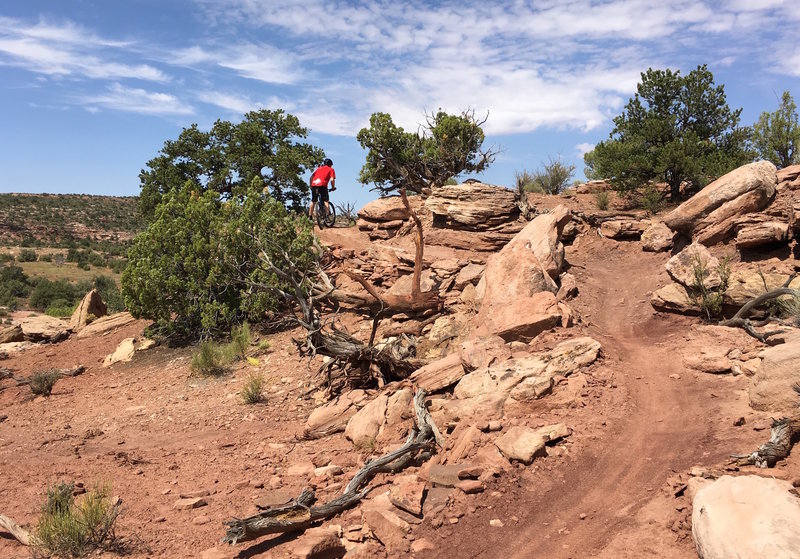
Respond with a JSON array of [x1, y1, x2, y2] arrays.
[[719, 279, 798, 341], [222, 389, 440, 545], [732, 414, 800, 468]]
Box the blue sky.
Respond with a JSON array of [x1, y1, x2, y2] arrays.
[[1, 1, 799, 208]]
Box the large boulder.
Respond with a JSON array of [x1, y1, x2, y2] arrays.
[[344, 388, 414, 447], [641, 222, 675, 252], [598, 219, 650, 240], [477, 291, 562, 342], [358, 196, 409, 222], [345, 393, 389, 446], [69, 289, 107, 332], [724, 270, 800, 307], [749, 339, 800, 412], [0, 324, 24, 344], [18, 314, 69, 342], [776, 163, 800, 187], [650, 283, 700, 315], [425, 226, 523, 252], [735, 221, 789, 249], [76, 312, 138, 338], [448, 337, 601, 419], [665, 242, 721, 289], [408, 353, 465, 393], [424, 182, 519, 230], [475, 208, 571, 341], [303, 390, 371, 439], [357, 196, 424, 241], [692, 475, 800, 559], [664, 161, 777, 244]]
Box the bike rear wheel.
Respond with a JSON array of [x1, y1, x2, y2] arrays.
[[317, 203, 336, 228]]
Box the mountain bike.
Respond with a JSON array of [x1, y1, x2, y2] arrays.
[[315, 187, 337, 228]]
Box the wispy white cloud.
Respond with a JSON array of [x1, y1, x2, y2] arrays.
[[81, 84, 193, 115], [723, 0, 790, 11], [5, 1, 798, 132], [171, 44, 300, 84], [193, 0, 790, 136], [776, 48, 800, 77], [197, 91, 257, 114], [0, 17, 168, 82], [576, 143, 595, 156]]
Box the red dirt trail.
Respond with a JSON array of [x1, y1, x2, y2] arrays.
[[435, 235, 758, 559]]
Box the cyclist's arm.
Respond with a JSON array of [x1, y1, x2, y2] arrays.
[[330, 177, 336, 190]]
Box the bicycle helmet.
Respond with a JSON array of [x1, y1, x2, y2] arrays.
[[323, 158, 333, 167]]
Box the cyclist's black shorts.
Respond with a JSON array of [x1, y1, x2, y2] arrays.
[[311, 187, 329, 203]]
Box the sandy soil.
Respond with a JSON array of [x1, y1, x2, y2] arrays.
[[1, 226, 797, 559]]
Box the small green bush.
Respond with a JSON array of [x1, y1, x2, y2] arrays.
[[30, 370, 61, 396], [29, 278, 81, 311], [533, 157, 576, 195], [92, 275, 125, 313], [517, 157, 576, 195], [225, 322, 252, 362], [241, 372, 266, 404], [31, 481, 119, 559], [17, 248, 38, 262], [353, 435, 377, 454], [0, 252, 14, 262], [690, 254, 731, 320], [776, 290, 800, 326], [191, 341, 229, 377], [641, 185, 665, 215], [257, 339, 271, 352], [515, 170, 542, 194], [40, 253, 54, 262], [46, 302, 76, 318], [595, 191, 610, 210], [0, 264, 32, 308]]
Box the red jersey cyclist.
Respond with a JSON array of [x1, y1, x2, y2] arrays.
[[309, 158, 336, 225]]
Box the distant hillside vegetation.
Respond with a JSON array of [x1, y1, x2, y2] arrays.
[[0, 193, 142, 244]]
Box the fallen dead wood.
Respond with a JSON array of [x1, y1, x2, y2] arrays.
[[0, 365, 85, 391], [732, 413, 800, 468], [222, 389, 441, 545], [0, 514, 30, 546], [719, 277, 797, 342]]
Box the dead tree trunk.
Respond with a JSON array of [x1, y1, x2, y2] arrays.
[[338, 187, 442, 316], [0, 514, 30, 546], [222, 389, 440, 545], [732, 414, 800, 468]]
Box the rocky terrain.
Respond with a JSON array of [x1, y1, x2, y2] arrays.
[[2, 162, 800, 559]]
